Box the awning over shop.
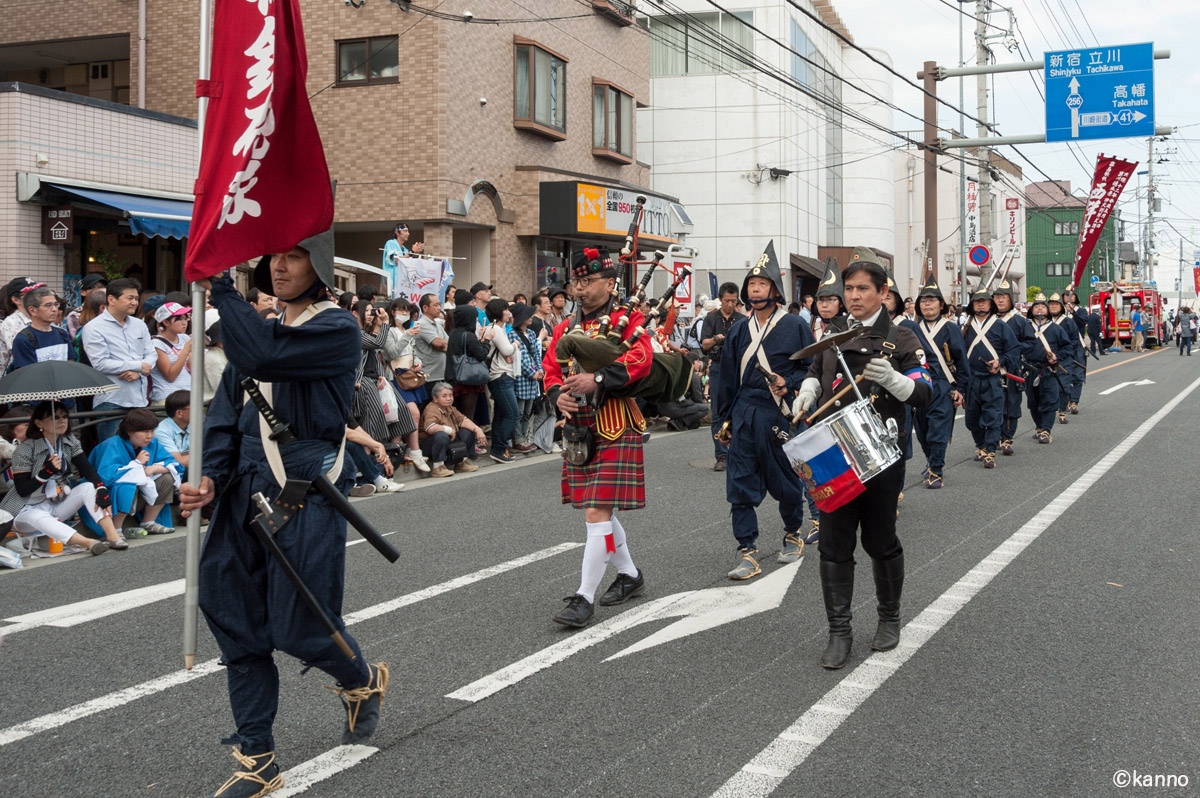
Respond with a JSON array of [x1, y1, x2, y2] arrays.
[[51, 185, 192, 239], [790, 254, 826, 279]]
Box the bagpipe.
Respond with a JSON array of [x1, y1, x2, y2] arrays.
[[555, 195, 695, 405]]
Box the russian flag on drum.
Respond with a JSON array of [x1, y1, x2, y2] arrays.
[[786, 423, 865, 512]]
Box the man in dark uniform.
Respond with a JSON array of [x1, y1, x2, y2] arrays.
[[910, 274, 966, 489], [993, 279, 1036, 456], [701, 282, 744, 471], [792, 251, 932, 669], [1086, 303, 1104, 357], [1061, 289, 1091, 412], [960, 287, 1019, 469], [714, 242, 816, 578], [180, 231, 388, 798], [542, 247, 652, 628], [1024, 293, 1073, 444]]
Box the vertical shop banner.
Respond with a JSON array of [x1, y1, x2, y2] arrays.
[[1193, 266, 1200, 296], [394, 257, 450, 304], [1072, 154, 1137, 289], [185, 0, 333, 281], [1005, 198, 1020, 250], [965, 180, 980, 247]]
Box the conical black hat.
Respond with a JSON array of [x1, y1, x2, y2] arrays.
[[814, 257, 844, 301], [741, 240, 786, 306]]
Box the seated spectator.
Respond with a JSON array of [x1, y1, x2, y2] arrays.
[[155, 390, 191, 468], [345, 423, 404, 496], [10, 286, 74, 369], [0, 401, 125, 554], [150, 302, 192, 404], [0, 407, 29, 512], [88, 408, 182, 536], [419, 382, 486, 478]]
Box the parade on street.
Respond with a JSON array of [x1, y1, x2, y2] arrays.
[[0, 1, 1197, 796]]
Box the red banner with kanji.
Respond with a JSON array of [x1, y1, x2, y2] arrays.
[[184, 0, 332, 281], [1193, 266, 1200, 296], [1071, 154, 1137, 289]]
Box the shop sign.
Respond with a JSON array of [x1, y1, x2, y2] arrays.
[[575, 184, 674, 244], [42, 206, 74, 244], [673, 262, 693, 304]]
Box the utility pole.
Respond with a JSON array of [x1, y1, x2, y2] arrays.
[[958, 3, 968, 305], [1146, 136, 1155, 282], [976, 1, 991, 258]]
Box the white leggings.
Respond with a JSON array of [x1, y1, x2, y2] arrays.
[[13, 483, 105, 543]]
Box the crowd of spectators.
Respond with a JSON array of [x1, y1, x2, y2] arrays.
[[0, 267, 724, 567]]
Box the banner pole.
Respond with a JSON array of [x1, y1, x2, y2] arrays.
[[183, 0, 213, 671]]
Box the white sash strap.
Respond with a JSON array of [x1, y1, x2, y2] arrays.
[[917, 318, 956, 385], [248, 300, 346, 489], [967, 316, 1000, 363]]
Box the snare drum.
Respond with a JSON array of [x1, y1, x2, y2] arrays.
[[782, 399, 900, 512]]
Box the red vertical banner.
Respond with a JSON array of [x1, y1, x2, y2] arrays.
[[1071, 154, 1137, 289], [1193, 266, 1200, 296], [184, 0, 333, 282]]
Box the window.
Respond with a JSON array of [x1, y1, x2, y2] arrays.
[[1054, 221, 1080, 236], [336, 36, 399, 85], [592, 81, 633, 161], [515, 39, 568, 139], [789, 19, 812, 86], [647, 11, 753, 77], [1046, 262, 1071, 277]]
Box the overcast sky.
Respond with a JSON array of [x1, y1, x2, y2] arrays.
[[834, 0, 1200, 268]]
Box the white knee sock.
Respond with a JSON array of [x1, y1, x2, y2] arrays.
[[576, 522, 613, 602], [609, 514, 638, 577]]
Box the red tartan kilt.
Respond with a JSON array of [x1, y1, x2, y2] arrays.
[[561, 427, 645, 510]]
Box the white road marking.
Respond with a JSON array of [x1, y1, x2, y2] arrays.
[[712, 373, 1200, 798], [0, 542, 582, 749], [448, 561, 801, 704], [0, 532, 401, 636], [1, 579, 185, 636], [273, 744, 378, 797], [1098, 378, 1155, 395]]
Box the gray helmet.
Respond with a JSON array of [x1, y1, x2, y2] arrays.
[[253, 228, 336, 298]]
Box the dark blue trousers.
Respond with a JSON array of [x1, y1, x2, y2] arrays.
[[914, 379, 954, 473], [965, 375, 1004, 452], [199, 439, 369, 756], [1027, 371, 1061, 432], [1001, 380, 1023, 440], [726, 402, 804, 550]]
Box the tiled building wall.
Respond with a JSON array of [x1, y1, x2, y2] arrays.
[[0, 90, 195, 287]]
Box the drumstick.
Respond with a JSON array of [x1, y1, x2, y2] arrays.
[[805, 375, 866, 425]]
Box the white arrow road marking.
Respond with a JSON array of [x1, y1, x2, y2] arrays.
[[447, 561, 802, 704], [273, 744, 378, 797], [0, 542, 581, 748], [1099, 378, 1155, 395], [1, 532, 400, 636], [712, 373, 1200, 798]]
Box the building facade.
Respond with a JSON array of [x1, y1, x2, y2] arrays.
[[638, 0, 895, 304], [2, 1, 690, 297], [1024, 180, 1119, 298]]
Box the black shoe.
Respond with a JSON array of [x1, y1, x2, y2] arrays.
[[667, 418, 686, 431], [553, 594, 595, 628], [870, 554, 904, 652], [598, 569, 645, 606], [489, 449, 516, 464], [329, 662, 389, 745], [713, 456, 727, 472], [212, 749, 283, 798], [819, 560, 854, 669]]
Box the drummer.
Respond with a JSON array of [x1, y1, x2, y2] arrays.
[[792, 247, 931, 670], [910, 274, 967, 489], [714, 242, 816, 580]]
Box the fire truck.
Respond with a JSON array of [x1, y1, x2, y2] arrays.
[[1089, 281, 1164, 348]]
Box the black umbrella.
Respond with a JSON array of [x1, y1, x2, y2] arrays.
[[0, 360, 121, 404]]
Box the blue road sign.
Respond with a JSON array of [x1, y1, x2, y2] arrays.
[[1045, 42, 1154, 142], [969, 245, 990, 266]]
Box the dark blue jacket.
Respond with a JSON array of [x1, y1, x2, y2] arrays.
[[1026, 319, 1073, 368], [962, 314, 1019, 377], [910, 317, 968, 385], [715, 310, 815, 420]]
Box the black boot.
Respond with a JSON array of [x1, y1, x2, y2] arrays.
[[870, 554, 904, 652], [819, 560, 854, 669]]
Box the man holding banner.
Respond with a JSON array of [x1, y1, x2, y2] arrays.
[[382, 222, 424, 297], [179, 2, 389, 795]]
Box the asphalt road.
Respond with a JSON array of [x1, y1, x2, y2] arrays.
[[1, 347, 1196, 798]]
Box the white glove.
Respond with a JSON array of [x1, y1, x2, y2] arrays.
[[792, 377, 821, 416], [863, 357, 914, 401], [443, 425, 455, 436]]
